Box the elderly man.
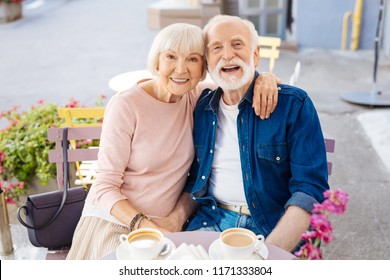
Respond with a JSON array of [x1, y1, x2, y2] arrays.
[[183, 15, 330, 252]]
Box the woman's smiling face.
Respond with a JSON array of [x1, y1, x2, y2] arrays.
[[157, 50, 204, 100]]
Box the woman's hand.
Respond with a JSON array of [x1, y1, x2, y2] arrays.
[[152, 216, 183, 233], [151, 192, 197, 232], [139, 218, 172, 234], [253, 72, 282, 119]]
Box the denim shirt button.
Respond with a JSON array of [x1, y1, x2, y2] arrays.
[[276, 156, 281, 161], [192, 196, 196, 200], [201, 175, 206, 179], [210, 149, 213, 154], [203, 222, 208, 226], [212, 121, 215, 126], [211, 206, 216, 210]]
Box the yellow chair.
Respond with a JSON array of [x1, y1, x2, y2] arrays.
[[258, 36, 281, 73], [57, 108, 105, 189], [57, 108, 105, 127]]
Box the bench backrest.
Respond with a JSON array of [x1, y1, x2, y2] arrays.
[[324, 138, 335, 176], [57, 107, 105, 128], [48, 126, 102, 189], [56, 108, 104, 188]]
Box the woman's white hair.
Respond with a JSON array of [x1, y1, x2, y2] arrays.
[[147, 23, 206, 79], [203, 15, 259, 54]]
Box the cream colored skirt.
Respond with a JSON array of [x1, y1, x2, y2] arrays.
[[66, 216, 129, 260]]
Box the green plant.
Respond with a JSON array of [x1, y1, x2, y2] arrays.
[[0, 96, 107, 203]]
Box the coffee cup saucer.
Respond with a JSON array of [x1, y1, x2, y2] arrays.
[[208, 239, 269, 260], [116, 237, 176, 260]]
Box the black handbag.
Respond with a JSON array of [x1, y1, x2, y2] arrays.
[[17, 127, 87, 249]]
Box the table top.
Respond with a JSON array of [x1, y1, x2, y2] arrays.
[[101, 231, 295, 260]]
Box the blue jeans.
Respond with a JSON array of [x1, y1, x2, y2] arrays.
[[192, 207, 307, 253], [193, 208, 261, 235]]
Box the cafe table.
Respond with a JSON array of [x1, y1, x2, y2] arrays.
[[101, 231, 295, 260]]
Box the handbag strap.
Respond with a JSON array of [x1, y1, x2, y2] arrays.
[[17, 127, 71, 229]]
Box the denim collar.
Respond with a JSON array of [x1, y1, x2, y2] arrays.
[[206, 71, 259, 113]]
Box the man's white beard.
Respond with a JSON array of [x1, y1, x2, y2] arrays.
[[209, 57, 254, 91]]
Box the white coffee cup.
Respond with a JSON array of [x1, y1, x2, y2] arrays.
[[220, 228, 265, 260], [119, 228, 166, 260]]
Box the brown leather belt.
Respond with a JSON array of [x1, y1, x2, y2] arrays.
[[217, 203, 251, 216]]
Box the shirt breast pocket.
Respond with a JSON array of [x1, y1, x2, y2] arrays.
[[257, 143, 288, 164]]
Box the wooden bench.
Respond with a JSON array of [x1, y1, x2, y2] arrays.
[[57, 108, 104, 188], [48, 126, 102, 190]]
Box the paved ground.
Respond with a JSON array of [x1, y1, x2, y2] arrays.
[[1, 0, 390, 260]]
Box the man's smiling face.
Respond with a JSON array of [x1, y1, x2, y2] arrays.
[[205, 19, 259, 91]]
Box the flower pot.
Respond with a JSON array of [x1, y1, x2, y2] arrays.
[[2, 2, 23, 22]]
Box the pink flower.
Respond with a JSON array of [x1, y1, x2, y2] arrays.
[[65, 98, 80, 108], [83, 139, 92, 145], [312, 203, 325, 214], [300, 230, 320, 241], [6, 197, 15, 204], [295, 242, 322, 260], [323, 189, 349, 215], [37, 99, 45, 105], [295, 188, 348, 260], [310, 213, 334, 244], [0, 151, 5, 162]]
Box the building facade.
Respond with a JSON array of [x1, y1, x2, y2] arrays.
[[232, 0, 389, 54]]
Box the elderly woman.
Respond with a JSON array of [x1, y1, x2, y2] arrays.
[[66, 23, 279, 260]]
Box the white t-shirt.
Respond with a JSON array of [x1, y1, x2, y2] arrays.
[[208, 98, 247, 205]]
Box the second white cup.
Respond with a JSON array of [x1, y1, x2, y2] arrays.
[[220, 228, 265, 259]]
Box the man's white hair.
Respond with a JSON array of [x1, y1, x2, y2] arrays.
[[203, 15, 259, 55]]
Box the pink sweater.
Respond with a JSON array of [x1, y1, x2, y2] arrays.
[[86, 85, 201, 217]]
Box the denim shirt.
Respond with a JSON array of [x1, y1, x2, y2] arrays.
[[184, 72, 330, 236]]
